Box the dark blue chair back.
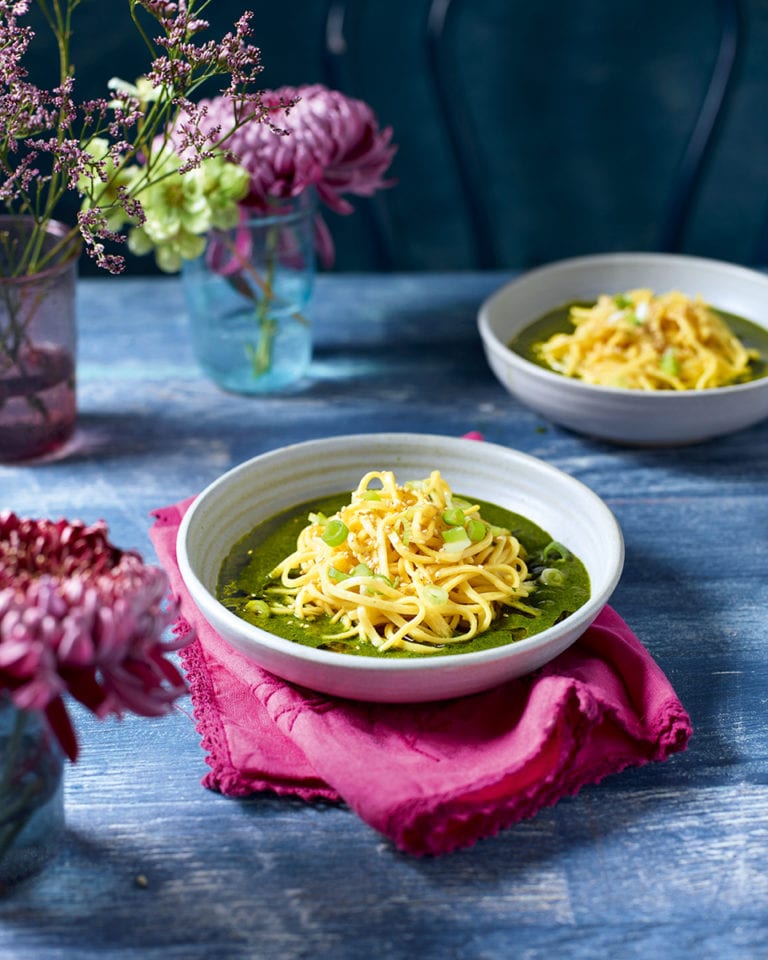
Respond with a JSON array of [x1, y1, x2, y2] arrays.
[[26, 0, 768, 273]]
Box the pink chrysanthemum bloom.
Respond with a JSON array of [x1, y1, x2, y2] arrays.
[[0, 512, 189, 761], [192, 84, 396, 264]]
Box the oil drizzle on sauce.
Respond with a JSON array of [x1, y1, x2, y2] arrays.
[[217, 494, 591, 659]]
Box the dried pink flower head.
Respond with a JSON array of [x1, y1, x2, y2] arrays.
[[0, 511, 189, 760]]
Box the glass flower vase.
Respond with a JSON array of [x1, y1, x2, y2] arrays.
[[0, 216, 79, 463], [182, 194, 316, 395], [0, 695, 65, 893]]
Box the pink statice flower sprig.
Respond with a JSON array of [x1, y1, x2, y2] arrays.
[[0, 511, 190, 762], [0, 0, 273, 277]]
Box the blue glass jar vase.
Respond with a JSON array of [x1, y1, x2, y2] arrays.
[[182, 193, 316, 395], [0, 695, 64, 892]]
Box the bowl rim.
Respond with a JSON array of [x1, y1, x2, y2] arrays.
[[176, 433, 625, 675], [477, 251, 768, 400]]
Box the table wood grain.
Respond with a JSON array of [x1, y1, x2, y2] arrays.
[[0, 273, 766, 959]]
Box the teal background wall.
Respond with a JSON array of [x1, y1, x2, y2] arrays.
[[22, 0, 768, 273]]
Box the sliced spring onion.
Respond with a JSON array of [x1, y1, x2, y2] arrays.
[[539, 567, 565, 587], [442, 540, 468, 554], [660, 347, 680, 377], [351, 563, 373, 578], [626, 312, 643, 326], [442, 526, 470, 544], [400, 518, 411, 546], [542, 541, 571, 562], [244, 599, 271, 617], [423, 585, 449, 606], [489, 525, 510, 538], [322, 519, 349, 547], [328, 566, 350, 581], [441, 527, 471, 553], [613, 293, 633, 308], [441, 507, 465, 526], [308, 511, 327, 525], [466, 518, 486, 542], [361, 490, 382, 501]]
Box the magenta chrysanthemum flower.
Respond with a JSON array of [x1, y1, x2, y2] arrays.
[[0, 511, 190, 761], [189, 84, 396, 262]]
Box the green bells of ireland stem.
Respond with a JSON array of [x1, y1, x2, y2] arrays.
[[180, 191, 316, 395]]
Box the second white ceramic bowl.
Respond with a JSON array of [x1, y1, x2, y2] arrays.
[[176, 433, 624, 702], [478, 252, 768, 445]]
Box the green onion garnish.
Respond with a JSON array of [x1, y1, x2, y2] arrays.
[[328, 566, 350, 581], [539, 567, 565, 587], [441, 527, 471, 553], [351, 563, 373, 578], [442, 526, 469, 543], [244, 599, 271, 617], [442, 541, 469, 554], [614, 293, 633, 309], [400, 518, 411, 546], [423, 585, 449, 606], [361, 490, 381, 501], [442, 507, 465, 526], [660, 347, 680, 377], [542, 541, 571, 562], [466, 519, 486, 542], [322, 519, 349, 547]]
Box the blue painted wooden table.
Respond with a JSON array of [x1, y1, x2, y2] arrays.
[[1, 273, 766, 959]]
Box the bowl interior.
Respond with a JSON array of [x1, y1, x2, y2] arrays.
[[178, 434, 623, 673], [481, 252, 768, 347]]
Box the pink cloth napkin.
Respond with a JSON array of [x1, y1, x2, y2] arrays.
[[151, 498, 692, 857]]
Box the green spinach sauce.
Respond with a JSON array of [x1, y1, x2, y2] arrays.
[[510, 301, 768, 383], [217, 493, 591, 660]]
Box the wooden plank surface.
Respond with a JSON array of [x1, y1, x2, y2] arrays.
[[0, 273, 766, 959]]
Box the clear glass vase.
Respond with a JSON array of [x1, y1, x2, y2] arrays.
[[0, 216, 80, 462], [181, 193, 316, 394], [0, 695, 65, 893]]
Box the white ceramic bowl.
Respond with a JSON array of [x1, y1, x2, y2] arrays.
[[176, 433, 624, 702], [478, 252, 768, 445]]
